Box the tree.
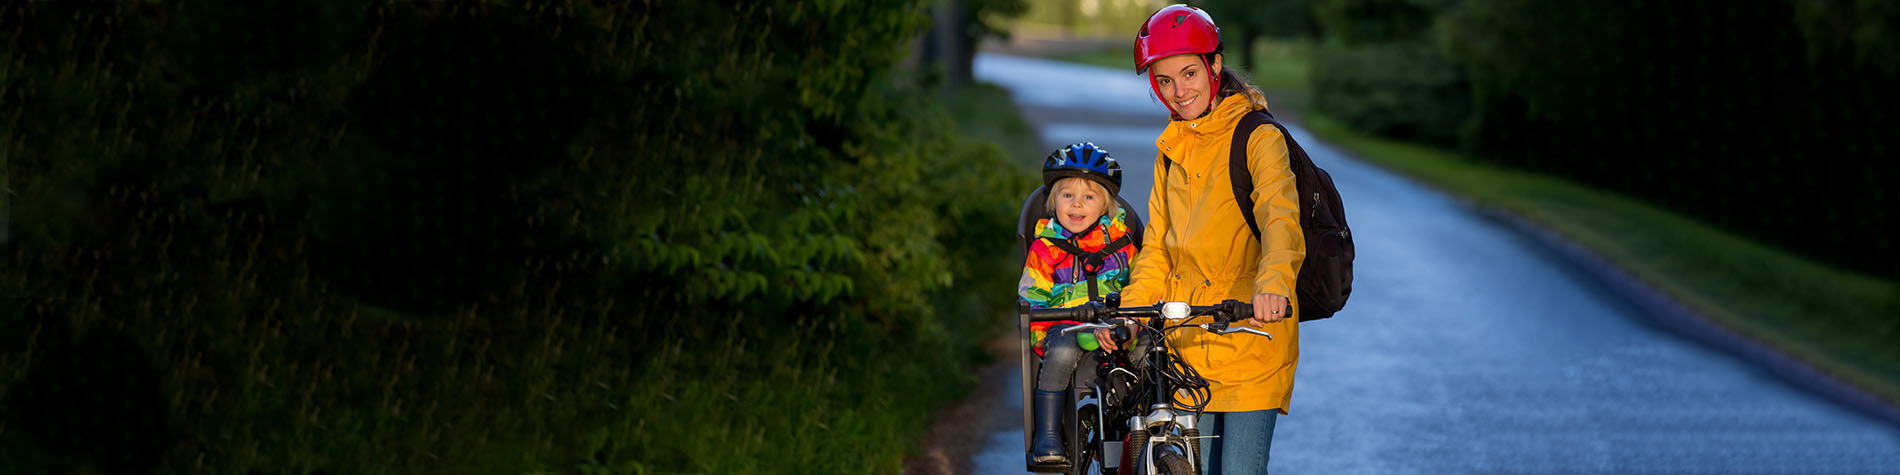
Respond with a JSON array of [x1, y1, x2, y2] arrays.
[[918, 0, 1027, 89], [1199, 0, 1320, 72]]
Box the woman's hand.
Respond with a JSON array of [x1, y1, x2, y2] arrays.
[[1094, 328, 1119, 352], [1250, 293, 1289, 327]]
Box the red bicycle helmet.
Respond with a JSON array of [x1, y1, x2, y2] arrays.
[[1134, 4, 1222, 119]]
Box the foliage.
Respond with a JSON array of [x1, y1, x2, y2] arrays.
[[1200, 0, 1320, 40], [2, 0, 1030, 472], [1440, 0, 1900, 279], [970, 0, 1032, 40], [1310, 41, 1467, 144], [1308, 0, 1468, 146], [1006, 0, 1165, 36], [1312, 0, 1452, 45], [1788, 0, 1900, 76]]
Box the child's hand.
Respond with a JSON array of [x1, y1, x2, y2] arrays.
[[1094, 328, 1119, 352]]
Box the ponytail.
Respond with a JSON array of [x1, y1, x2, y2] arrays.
[[1204, 52, 1272, 112], [1217, 67, 1271, 111]]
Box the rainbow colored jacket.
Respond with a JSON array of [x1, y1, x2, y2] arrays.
[[1018, 208, 1138, 348]]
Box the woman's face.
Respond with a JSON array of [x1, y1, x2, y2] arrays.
[[1052, 178, 1109, 234], [1149, 53, 1222, 119]]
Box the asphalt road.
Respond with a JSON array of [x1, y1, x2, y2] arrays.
[[968, 53, 1900, 474]]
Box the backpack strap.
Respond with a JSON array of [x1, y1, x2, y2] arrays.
[[1230, 111, 1274, 238]]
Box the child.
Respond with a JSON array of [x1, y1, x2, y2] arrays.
[[1018, 142, 1137, 464]]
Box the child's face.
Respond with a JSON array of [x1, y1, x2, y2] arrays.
[[1052, 178, 1109, 234]]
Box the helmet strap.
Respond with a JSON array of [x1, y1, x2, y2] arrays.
[[1205, 56, 1222, 109], [1148, 71, 1183, 121]]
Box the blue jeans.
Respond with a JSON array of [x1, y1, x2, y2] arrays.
[[1035, 323, 1087, 392], [1196, 410, 1279, 475]]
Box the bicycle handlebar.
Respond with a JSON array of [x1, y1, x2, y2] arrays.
[[1021, 300, 1253, 323], [1021, 300, 1271, 340]]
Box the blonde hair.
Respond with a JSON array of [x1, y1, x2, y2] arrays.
[[1044, 177, 1120, 218]]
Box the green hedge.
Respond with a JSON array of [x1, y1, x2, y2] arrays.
[[3, 1, 1028, 473], [1307, 0, 1467, 146], [1442, 0, 1900, 279], [1310, 41, 1469, 145], [1305, 0, 1898, 280]]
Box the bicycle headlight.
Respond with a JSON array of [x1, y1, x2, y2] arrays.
[[1162, 301, 1190, 320]]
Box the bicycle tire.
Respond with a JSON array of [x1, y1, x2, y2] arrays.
[[1154, 450, 1193, 475]]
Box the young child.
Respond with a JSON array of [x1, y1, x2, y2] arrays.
[[1018, 142, 1137, 464]]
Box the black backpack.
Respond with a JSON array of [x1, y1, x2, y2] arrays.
[[1165, 110, 1354, 321]]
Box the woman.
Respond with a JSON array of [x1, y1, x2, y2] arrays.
[[1109, 4, 1306, 474]]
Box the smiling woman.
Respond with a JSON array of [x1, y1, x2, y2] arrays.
[[1134, 13, 1272, 121], [1119, 4, 1305, 474]]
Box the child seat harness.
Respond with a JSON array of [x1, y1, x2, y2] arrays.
[[1044, 223, 1134, 303]]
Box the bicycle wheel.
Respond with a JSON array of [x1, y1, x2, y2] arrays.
[[1154, 450, 1193, 475]]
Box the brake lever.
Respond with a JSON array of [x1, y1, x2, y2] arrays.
[[1061, 316, 1141, 334], [1058, 322, 1116, 335], [1200, 323, 1273, 340]]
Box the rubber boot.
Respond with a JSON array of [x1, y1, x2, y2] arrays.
[[1031, 389, 1069, 465]]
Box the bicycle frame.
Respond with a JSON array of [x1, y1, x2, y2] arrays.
[[1020, 300, 1268, 475]]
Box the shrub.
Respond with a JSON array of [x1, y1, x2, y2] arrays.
[[2, 1, 1028, 472], [1310, 40, 1469, 145], [1442, 0, 1900, 279]]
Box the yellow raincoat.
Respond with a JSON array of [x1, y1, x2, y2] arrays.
[[1120, 93, 1305, 414]]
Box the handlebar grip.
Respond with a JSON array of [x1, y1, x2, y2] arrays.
[[1211, 299, 1290, 322], [1211, 300, 1296, 323], [1022, 302, 1104, 322], [1233, 299, 1254, 321]]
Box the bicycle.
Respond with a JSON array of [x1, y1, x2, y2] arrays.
[[1019, 298, 1271, 475]]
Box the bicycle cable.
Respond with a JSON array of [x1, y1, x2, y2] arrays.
[[1153, 322, 1214, 414]]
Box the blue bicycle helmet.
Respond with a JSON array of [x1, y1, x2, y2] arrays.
[[1042, 142, 1123, 196]]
